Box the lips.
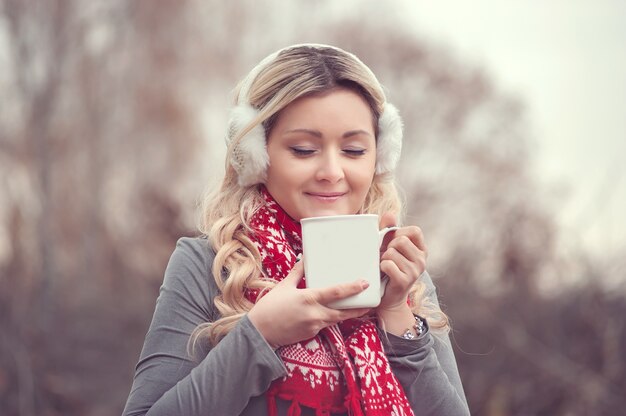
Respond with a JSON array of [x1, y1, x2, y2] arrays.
[[305, 191, 347, 202]]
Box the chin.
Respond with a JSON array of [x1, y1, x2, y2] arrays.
[[304, 208, 352, 219]]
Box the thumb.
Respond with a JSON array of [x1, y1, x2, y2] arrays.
[[281, 258, 305, 286], [379, 212, 397, 230]]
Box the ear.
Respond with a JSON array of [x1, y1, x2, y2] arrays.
[[376, 103, 403, 175], [227, 104, 269, 187]]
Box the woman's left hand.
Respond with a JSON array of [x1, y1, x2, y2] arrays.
[[377, 212, 427, 312]]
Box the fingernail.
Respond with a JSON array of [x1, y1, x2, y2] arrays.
[[360, 280, 370, 289], [295, 254, 302, 263]]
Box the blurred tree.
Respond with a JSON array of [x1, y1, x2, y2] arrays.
[[0, 0, 202, 413]]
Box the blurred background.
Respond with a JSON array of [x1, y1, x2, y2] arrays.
[[1, 0, 624, 415]]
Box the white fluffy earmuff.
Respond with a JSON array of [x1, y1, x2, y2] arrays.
[[375, 102, 403, 175], [227, 104, 270, 186], [226, 44, 403, 187]]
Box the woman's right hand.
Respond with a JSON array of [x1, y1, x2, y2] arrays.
[[247, 259, 371, 349]]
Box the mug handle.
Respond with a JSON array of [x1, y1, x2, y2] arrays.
[[378, 226, 399, 298]]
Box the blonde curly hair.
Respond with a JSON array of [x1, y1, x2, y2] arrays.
[[191, 45, 449, 348]]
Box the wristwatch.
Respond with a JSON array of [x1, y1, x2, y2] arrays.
[[402, 315, 426, 340]]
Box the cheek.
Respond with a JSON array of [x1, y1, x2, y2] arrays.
[[351, 163, 376, 188], [268, 161, 308, 192], [279, 159, 318, 183], [358, 176, 375, 196]]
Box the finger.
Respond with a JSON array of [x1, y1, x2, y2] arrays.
[[313, 279, 369, 305], [380, 258, 406, 282], [393, 226, 427, 253], [281, 259, 305, 287], [384, 235, 422, 263], [382, 247, 425, 279], [379, 212, 397, 230], [382, 246, 413, 269], [323, 307, 371, 323]]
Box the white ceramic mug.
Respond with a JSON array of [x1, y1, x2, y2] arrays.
[[301, 214, 398, 309]]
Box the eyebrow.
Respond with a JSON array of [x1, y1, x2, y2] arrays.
[[283, 128, 373, 138]]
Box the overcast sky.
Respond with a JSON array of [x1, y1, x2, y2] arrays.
[[392, 0, 626, 258]]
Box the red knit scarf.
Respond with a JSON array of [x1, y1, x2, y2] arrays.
[[247, 187, 414, 416]]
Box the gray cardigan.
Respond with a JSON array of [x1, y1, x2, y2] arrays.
[[122, 237, 470, 415]]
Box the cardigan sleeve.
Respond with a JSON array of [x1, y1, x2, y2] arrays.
[[381, 271, 470, 416], [122, 237, 287, 416]]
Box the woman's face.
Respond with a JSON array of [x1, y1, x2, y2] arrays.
[[265, 88, 377, 221]]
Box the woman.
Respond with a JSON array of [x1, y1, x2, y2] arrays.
[[123, 44, 470, 416]]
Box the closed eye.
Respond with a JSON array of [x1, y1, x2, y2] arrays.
[[290, 147, 316, 156], [343, 149, 367, 156]]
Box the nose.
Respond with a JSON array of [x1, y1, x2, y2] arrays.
[[315, 151, 345, 183]]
